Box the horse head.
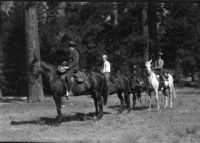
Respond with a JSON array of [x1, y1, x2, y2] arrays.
[[29, 51, 43, 84], [144, 60, 152, 73], [29, 61, 44, 84]]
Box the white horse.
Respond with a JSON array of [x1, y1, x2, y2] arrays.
[[144, 60, 177, 110]]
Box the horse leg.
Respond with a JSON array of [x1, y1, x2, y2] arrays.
[[96, 94, 104, 119], [154, 89, 160, 110], [147, 89, 152, 110], [162, 89, 168, 108], [53, 94, 63, 125], [132, 93, 136, 109], [91, 90, 103, 120], [93, 97, 99, 116], [124, 91, 131, 113], [117, 91, 124, 113], [91, 91, 99, 117], [169, 87, 173, 108], [137, 90, 142, 107]]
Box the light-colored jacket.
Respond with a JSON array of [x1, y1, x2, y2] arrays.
[[153, 58, 164, 70], [101, 61, 111, 73]]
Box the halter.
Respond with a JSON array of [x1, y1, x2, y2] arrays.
[[30, 61, 57, 89]]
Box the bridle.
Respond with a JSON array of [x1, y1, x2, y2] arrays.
[[29, 61, 57, 89], [29, 61, 45, 88], [30, 62, 44, 78], [145, 62, 154, 76]]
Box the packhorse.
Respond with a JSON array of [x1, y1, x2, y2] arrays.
[[107, 75, 131, 113], [143, 60, 177, 110], [129, 76, 144, 109], [30, 55, 109, 125]]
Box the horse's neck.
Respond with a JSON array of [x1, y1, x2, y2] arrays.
[[40, 61, 57, 78], [145, 69, 157, 82]]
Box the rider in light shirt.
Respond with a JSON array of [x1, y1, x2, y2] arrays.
[[152, 52, 166, 89], [101, 55, 110, 82]]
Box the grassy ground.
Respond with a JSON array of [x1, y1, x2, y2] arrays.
[[0, 87, 200, 143]]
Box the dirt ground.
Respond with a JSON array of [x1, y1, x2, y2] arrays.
[[1, 88, 200, 143]]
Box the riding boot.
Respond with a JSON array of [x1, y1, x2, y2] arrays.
[[160, 75, 166, 90], [64, 76, 73, 99]]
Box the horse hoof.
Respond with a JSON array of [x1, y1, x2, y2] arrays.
[[164, 106, 167, 109], [170, 106, 173, 109], [147, 108, 151, 111], [117, 110, 123, 114], [53, 121, 61, 126], [95, 115, 102, 121]]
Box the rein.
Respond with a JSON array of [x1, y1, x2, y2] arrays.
[[30, 61, 59, 89]]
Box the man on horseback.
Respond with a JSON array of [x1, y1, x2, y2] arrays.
[[101, 55, 111, 82], [152, 52, 166, 89], [61, 41, 80, 99]]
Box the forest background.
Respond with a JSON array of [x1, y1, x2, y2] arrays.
[[0, 2, 199, 99]]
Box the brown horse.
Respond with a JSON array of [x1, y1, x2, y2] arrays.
[[108, 75, 131, 113], [30, 56, 109, 125], [129, 76, 144, 109]]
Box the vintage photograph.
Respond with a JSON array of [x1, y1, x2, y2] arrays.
[[0, 1, 200, 142]]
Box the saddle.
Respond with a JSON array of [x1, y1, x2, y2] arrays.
[[156, 73, 169, 81], [74, 70, 87, 83], [154, 72, 169, 90], [59, 71, 86, 84], [129, 76, 141, 92], [109, 75, 118, 85]]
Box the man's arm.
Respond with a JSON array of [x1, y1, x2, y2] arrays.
[[68, 51, 80, 69]]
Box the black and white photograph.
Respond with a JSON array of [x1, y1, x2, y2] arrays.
[[0, 1, 200, 142]]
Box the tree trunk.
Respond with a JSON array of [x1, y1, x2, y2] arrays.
[[24, 2, 44, 103], [191, 67, 196, 82], [148, 3, 157, 57], [0, 88, 2, 99], [113, 2, 119, 75], [0, 3, 3, 99], [141, 3, 149, 79], [142, 3, 149, 61]]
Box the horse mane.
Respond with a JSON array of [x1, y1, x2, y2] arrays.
[[41, 61, 57, 69]]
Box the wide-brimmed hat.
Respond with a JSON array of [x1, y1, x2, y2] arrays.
[[68, 41, 77, 47], [157, 52, 163, 56]]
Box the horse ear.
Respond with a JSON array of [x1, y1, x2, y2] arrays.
[[149, 59, 152, 63], [34, 51, 39, 61]]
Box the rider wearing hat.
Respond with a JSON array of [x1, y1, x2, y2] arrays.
[[62, 41, 80, 99], [152, 52, 166, 89]]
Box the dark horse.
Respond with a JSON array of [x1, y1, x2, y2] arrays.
[[108, 75, 131, 112], [129, 76, 144, 109], [30, 56, 109, 125]]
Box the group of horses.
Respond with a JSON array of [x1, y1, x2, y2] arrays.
[[30, 53, 177, 125]]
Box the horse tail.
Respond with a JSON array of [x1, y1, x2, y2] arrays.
[[170, 75, 177, 100], [102, 76, 109, 105], [172, 83, 177, 100]]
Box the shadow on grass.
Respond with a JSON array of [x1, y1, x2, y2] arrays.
[[108, 104, 149, 111], [133, 106, 149, 110], [0, 98, 26, 103], [107, 104, 121, 110], [10, 112, 111, 126]]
